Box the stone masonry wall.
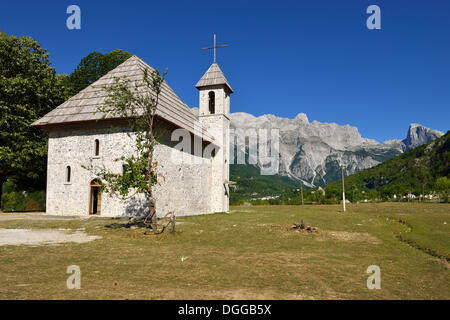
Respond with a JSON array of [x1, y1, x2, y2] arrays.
[[199, 114, 230, 213], [198, 85, 231, 213], [45, 121, 215, 217]]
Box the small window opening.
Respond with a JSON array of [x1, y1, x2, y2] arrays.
[[66, 166, 71, 183], [94, 139, 100, 156], [208, 91, 215, 114]]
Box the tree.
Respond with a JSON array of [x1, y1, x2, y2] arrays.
[[435, 177, 450, 203], [86, 67, 171, 232], [64, 49, 132, 96], [313, 187, 326, 204], [0, 31, 67, 204], [415, 164, 431, 201]]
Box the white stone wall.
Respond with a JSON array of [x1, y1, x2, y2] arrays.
[[46, 123, 216, 217], [199, 115, 230, 213], [198, 85, 231, 213]]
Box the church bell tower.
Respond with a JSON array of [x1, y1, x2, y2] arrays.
[[196, 48, 233, 213]]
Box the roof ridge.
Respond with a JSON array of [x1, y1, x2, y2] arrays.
[[31, 55, 214, 141]]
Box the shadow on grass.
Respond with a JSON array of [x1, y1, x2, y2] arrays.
[[104, 218, 177, 235], [105, 219, 150, 229]]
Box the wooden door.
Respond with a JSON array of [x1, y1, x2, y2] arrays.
[[89, 180, 102, 215]]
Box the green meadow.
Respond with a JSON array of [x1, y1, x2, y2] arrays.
[[0, 203, 448, 299]]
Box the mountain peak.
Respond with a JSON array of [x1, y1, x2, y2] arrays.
[[295, 113, 309, 123], [402, 123, 444, 151]]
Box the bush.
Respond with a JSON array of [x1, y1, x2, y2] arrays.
[[435, 177, 450, 203], [2, 180, 16, 193], [29, 191, 46, 210], [2, 192, 27, 212], [1, 180, 46, 212], [322, 198, 337, 205], [25, 199, 41, 211]]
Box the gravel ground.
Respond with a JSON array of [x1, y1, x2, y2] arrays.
[[0, 228, 102, 246], [0, 213, 100, 221]]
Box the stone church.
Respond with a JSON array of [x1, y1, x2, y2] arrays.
[[32, 56, 233, 217]]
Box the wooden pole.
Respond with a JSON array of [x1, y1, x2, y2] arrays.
[[341, 166, 346, 212], [213, 34, 216, 63], [300, 182, 304, 205]]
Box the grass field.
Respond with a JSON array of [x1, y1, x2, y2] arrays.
[[0, 203, 448, 299]]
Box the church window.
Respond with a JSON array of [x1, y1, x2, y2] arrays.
[[66, 166, 71, 183], [94, 139, 100, 156], [208, 91, 215, 114]]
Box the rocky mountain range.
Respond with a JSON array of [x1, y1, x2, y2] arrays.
[[192, 108, 444, 186]]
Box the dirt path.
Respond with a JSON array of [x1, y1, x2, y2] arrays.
[[0, 228, 101, 246]]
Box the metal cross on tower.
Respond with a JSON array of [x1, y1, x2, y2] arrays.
[[202, 34, 228, 63]]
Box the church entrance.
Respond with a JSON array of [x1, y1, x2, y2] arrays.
[[89, 179, 102, 215]]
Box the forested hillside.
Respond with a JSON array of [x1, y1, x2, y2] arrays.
[[230, 132, 450, 204], [325, 131, 450, 201], [230, 164, 300, 204]]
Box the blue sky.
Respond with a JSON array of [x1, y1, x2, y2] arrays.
[[1, 0, 449, 141]]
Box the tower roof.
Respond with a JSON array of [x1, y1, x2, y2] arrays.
[[195, 63, 233, 93]]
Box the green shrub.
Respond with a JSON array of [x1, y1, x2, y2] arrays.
[[2, 180, 16, 193], [2, 192, 27, 212], [28, 191, 46, 210], [1, 181, 46, 211], [322, 198, 337, 205]]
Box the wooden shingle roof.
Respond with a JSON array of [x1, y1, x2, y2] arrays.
[[32, 56, 215, 143], [195, 63, 233, 93]]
